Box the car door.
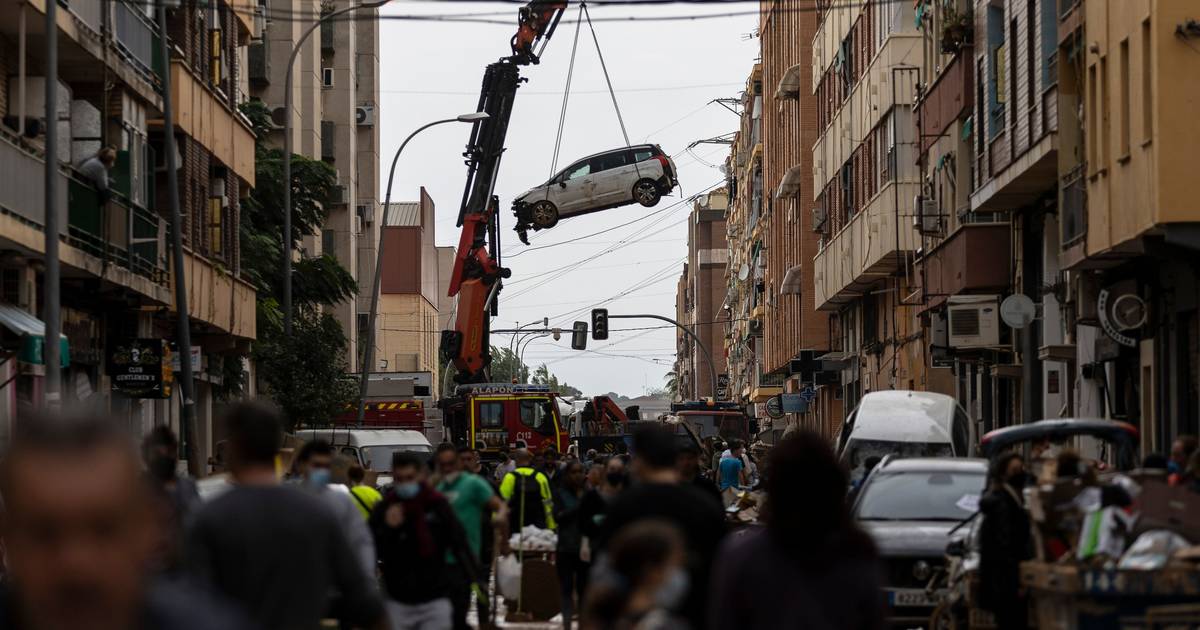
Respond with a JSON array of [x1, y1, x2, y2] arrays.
[[554, 159, 596, 215], [590, 150, 635, 205]]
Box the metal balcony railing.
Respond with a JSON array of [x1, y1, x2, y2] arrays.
[[66, 0, 104, 35], [67, 177, 168, 285], [1061, 163, 1087, 246], [113, 1, 158, 79]]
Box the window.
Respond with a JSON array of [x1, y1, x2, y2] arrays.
[[1100, 56, 1109, 167], [208, 198, 224, 258], [357, 313, 369, 342], [1027, 0, 1037, 133], [1142, 19, 1152, 144], [1087, 63, 1098, 170], [987, 5, 1006, 139], [564, 162, 591, 181], [478, 402, 504, 428], [322, 229, 335, 257], [841, 162, 855, 220], [322, 67, 334, 88], [209, 28, 223, 87], [632, 148, 654, 162], [594, 151, 629, 172], [1041, 0, 1058, 86], [519, 399, 557, 436], [1119, 39, 1130, 158]]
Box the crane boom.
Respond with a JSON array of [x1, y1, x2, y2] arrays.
[[440, 1, 568, 385]]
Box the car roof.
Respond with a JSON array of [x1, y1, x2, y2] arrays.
[[849, 390, 958, 442], [570, 143, 659, 164], [877, 457, 988, 473], [295, 429, 431, 447], [980, 419, 1139, 457]]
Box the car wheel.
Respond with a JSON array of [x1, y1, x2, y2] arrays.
[[530, 200, 559, 228], [633, 179, 662, 207]]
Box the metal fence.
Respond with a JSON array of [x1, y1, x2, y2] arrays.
[[67, 0, 104, 35], [1061, 163, 1086, 246], [0, 131, 68, 236], [113, 1, 157, 77]]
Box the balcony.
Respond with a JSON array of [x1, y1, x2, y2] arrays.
[[812, 181, 920, 311], [0, 131, 68, 237], [916, 49, 974, 155], [112, 1, 159, 80], [67, 178, 167, 285], [915, 223, 1011, 303], [176, 250, 257, 340], [1060, 163, 1086, 247], [65, 0, 103, 35], [751, 365, 784, 403], [166, 60, 256, 185]]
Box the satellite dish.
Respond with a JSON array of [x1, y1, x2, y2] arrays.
[[737, 264, 750, 282], [1000, 294, 1036, 329]]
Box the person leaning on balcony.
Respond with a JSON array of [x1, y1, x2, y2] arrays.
[[78, 146, 118, 203]]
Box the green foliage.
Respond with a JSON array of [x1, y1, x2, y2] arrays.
[[490, 346, 530, 384], [663, 371, 679, 398], [255, 310, 356, 431], [231, 101, 359, 419]]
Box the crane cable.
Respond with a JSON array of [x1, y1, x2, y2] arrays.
[[549, 4, 586, 178], [581, 2, 632, 147]]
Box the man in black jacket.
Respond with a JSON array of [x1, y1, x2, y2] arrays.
[[372, 452, 479, 630], [979, 452, 1033, 630]]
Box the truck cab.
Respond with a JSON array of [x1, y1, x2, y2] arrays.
[[443, 383, 568, 457], [669, 400, 752, 444]]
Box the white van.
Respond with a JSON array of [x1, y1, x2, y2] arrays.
[[836, 391, 973, 478], [294, 428, 433, 487]]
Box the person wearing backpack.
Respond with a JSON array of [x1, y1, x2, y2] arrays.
[[499, 449, 556, 532]]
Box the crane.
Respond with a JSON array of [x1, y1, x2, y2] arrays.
[[439, 1, 571, 455]]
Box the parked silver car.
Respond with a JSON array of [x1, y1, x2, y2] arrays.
[[512, 143, 678, 231]]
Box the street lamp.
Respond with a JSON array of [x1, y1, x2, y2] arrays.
[[355, 112, 490, 426], [283, 0, 393, 337]]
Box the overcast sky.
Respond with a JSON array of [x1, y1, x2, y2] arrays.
[[378, 1, 759, 396]]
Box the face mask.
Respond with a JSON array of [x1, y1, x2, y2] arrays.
[[307, 468, 331, 488], [606, 472, 626, 487], [394, 481, 421, 500], [654, 567, 690, 609], [1006, 471, 1029, 489], [1167, 461, 1181, 475], [148, 456, 177, 481], [442, 471, 461, 484]]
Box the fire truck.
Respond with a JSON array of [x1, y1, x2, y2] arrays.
[[439, 2, 572, 456]]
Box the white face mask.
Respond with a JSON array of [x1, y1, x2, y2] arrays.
[[653, 567, 689, 609]]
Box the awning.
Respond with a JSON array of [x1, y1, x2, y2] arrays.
[[780, 264, 804, 296], [773, 164, 803, 199], [0, 303, 69, 367], [774, 63, 803, 100]]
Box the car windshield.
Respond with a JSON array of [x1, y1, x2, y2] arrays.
[[361, 444, 433, 471], [846, 439, 954, 477], [857, 469, 986, 521]]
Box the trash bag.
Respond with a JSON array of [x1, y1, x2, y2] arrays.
[[497, 554, 522, 600], [1118, 530, 1193, 570]]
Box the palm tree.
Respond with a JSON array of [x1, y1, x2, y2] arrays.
[[663, 370, 680, 399]]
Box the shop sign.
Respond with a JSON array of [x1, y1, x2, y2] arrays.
[[109, 338, 172, 398]]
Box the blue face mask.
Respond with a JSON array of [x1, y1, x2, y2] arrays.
[[307, 468, 331, 487], [395, 481, 420, 500], [1167, 461, 1181, 475]]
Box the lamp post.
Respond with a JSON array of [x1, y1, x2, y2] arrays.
[[355, 112, 490, 426], [283, 0, 392, 338]]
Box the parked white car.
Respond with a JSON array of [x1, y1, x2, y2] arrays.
[[513, 144, 678, 231]]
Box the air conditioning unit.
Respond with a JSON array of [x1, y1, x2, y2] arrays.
[[355, 105, 375, 126], [947, 295, 1001, 348], [913, 195, 941, 234], [811, 206, 827, 232], [356, 203, 374, 225], [748, 319, 763, 335], [326, 185, 349, 206], [353, 215, 363, 235]]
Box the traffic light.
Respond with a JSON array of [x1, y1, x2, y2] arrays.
[[571, 321, 588, 350], [591, 308, 609, 340]]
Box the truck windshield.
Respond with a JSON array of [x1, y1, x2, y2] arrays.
[[361, 444, 433, 471], [520, 398, 558, 436]]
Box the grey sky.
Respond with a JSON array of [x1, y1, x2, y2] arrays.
[[378, 1, 758, 396]]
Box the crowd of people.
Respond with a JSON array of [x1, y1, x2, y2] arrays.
[[0, 403, 895, 630]]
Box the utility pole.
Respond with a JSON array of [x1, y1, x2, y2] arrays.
[[159, 5, 199, 475], [42, 0, 60, 408]]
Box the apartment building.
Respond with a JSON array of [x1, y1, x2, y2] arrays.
[[723, 66, 763, 411], [377, 190, 454, 391], [0, 0, 257, 460], [249, 0, 381, 372], [674, 191, 729, 401], [809, 0, 924, 428]]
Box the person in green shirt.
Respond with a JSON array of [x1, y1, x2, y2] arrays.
[[346, 464, 382, 520], [434, 443, 508, 630]]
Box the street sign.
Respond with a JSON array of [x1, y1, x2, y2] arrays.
[[780, 394, 809, 413], [716, 374, 730, 401], [765, 395, 785, 419]]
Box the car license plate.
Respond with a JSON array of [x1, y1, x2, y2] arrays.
[[888, 588, 938, 607]]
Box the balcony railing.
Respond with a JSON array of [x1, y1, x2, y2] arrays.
[[66, 0, 103, 35], [0, 129, 68, 235], [113, 1, 158, 79], [67, 177, 168, 285], [1061, 163, 1086, 246]]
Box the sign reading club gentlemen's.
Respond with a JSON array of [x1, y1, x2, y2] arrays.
[[109, 339, 172, 398]]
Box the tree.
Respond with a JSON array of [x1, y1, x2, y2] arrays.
[[223, 101, 359, 424], [490, 346, 530, 384], [663, 370, 680, 399]]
